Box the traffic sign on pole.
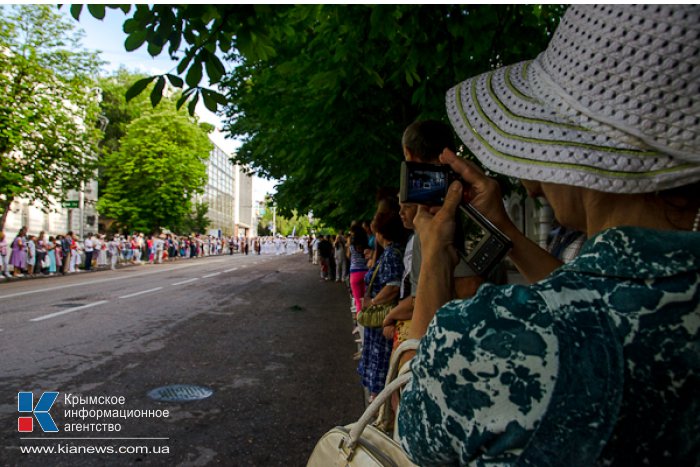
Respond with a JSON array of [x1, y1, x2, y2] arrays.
[[62, 200, 79, 208]]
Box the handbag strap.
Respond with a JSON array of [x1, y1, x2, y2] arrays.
[[385, 339, 420, 385], [348, 372, 412, 450], [347, 338, 421, 449], [364, 255, 385, 299], [377, 338, 420, 431]]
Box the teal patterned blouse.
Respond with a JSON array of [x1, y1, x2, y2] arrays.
[[397, 227, 700, 466]]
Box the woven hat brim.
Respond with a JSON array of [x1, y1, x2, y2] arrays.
[[446, 61, 700, 194]]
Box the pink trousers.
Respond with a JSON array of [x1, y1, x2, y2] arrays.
[[350, 271, 367, 314]]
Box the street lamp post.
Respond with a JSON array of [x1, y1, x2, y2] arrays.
[[78, 103, 108, 239], [272, 205, 276, 237], [78, 182, 85, 239]]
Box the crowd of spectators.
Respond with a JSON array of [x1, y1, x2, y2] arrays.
[[313, 5, 699, 465], [0, 230, 303, 279]]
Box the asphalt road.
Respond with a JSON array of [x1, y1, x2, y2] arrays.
[[0, 253, 364, 466]]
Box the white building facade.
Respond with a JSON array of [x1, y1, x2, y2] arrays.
[[3, 184, 99, 240], [3, 138, 255, 241], [199, 139, 255, 238]]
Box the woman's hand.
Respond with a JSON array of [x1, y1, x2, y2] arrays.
[[382, 314, 395, 328], [383, 324, 396, 340], [408, 167, 465, 344], [361, 296, 371, 311], [441, 148, 565, 283], [413, 180, 462, 269], [439, 149, 511, 231]]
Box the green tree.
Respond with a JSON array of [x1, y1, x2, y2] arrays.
[[98, 68, 153, 156], [0, 4, 103, 229], [224, 6, 565, 227], [97, 109, 213, 232], [97, 69, 216, 234], [176, 201, 211, 235], [76, 5, 565, 228], [97, 68, 171, 201]]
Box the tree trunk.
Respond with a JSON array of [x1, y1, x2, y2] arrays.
[[0, 198, 12, 232]]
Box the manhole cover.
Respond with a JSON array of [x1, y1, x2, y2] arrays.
[[147, 385, 213, 402]]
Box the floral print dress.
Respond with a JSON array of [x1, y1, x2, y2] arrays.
[[398, 227, 699, 466], [358, 243, 404, 394]]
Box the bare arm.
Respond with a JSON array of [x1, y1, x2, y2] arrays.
[[440, 149, 562, 284], [382, 294, 415, 339], [455, 275, 483, 298], [500, 223, 563, 283], [369, 284, 400, 307], [384, 296, 415, 324], [401, 151, 562, 366], [407, 182, 461, 342]]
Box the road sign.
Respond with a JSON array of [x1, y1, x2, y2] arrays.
[[62, 201, 79, 208]]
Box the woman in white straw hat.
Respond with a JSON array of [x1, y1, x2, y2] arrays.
[[397, 5, 699, 465]]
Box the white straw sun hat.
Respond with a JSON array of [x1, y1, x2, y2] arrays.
[[446, 5, 700, 193]]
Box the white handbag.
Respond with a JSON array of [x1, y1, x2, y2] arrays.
[[307, 340, 419, 467]]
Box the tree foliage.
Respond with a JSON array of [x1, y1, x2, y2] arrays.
[[96, 110, 213, 233], [97, 68, 169, 203], [0, 4, 103, 229], [97, 69, 215, 235], [76, 5, 565, 228], [65, 4, 266, 114], [175, 201, 211, 235], [224, 5, 565, 227], [98, 68, 153, 156]]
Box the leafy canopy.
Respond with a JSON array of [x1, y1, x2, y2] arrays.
[[75, 5, 565, 228], [176, 201, 211, 236], [223, 5, 565, 227], [97, 109, 213, 233], [97, 68, 153, 157], [0, 4, 103, 229]]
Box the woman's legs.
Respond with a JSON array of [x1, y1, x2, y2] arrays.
[[349, 271, 366, 314], [350, 271, 367, 347], [84, 251, 93, 271]]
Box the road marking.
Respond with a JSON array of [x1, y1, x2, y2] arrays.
[[30, 301, 109, 322], [172, 278, 199, 286], [118, 287, 163, 299], [223, 268, 238, 272], [0, 260, 236, 300], [202, 272, 221, 278]]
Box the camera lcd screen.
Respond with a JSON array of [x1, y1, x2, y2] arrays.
[[455, 204, 513, 276], [457, 207, 488, 254], [403, 166, 449, 205]]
